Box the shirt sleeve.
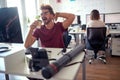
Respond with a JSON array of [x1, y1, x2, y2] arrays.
[[32, 28, 39, 40], [56, 22, 67, 32]]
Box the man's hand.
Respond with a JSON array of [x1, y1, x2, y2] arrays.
[[54, 12, 60, 21], [30, 20, 41, 29]]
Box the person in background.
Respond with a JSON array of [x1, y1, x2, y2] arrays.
[[87, 9, 105, 27], [87, 9, 110, 46], [86, 9, 109, 60], [24, 4, 75, 48]]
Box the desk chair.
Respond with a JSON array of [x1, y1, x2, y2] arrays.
[[63, 31, 72, 48], [85, 27, 107, 64], [81, 24, 86, 30]]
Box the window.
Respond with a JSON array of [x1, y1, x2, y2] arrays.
[[6, 0, 40, 41]]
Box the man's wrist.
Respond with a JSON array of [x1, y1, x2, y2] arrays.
[[30, 25, 36, 30], [30, 27, 35, 31]]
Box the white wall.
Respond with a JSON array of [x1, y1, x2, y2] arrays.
[[49, 0, 120, 24], [105, 0, 120, 13]]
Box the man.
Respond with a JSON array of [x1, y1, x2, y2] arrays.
[[24, 4, 75, 48]]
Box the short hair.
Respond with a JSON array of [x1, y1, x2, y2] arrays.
[[90, 9, 100, 20], [40, 4, 54, 15]]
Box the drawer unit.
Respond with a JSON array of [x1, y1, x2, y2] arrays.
[[112, 38, 120, 56]]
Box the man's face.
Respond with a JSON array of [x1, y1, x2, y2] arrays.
[[41, 9, 54, 25]]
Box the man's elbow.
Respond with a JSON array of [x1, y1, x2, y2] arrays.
[[71, 14, 75, 21], [70, 14, 75, 24]]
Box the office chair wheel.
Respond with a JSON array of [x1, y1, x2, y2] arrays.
[[89, 59, 92, 64], [98, 57, 106, 64], [103, 59, 106, 64]]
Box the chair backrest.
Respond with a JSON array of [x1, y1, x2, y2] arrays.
[[81, 24, 86, 30], [87, 27, 107, 49], [63, 31, 72, 48]]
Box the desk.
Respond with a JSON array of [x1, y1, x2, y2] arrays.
[[0, 43, 25, 80], [69, 29, 85, 45], [109, 30, 120, 56], [69, 29, 120, 45], [109, 30, 120, 34], [0, 45, 86, 80]]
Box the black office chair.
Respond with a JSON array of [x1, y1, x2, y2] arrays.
[[55, 30, 72, 55], [85, 27, 107, 64], [63, 31, 72, 48], [81, 24, 86, 30]]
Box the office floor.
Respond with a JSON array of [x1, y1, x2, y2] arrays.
[[0, 39, 120, 80], [76, 49, 120, 80]]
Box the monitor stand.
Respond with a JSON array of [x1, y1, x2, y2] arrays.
[[0, 43, 12, 53]]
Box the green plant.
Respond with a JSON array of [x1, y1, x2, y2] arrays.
[[35, 15, 40, 20]]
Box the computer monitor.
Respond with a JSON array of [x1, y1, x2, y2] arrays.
[[105, 13, 120, 24], [72, 15, 81, 25], [0, 7, 23, 43], [86, 14, 105, 24]]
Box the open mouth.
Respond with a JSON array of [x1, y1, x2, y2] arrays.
[[42, 17, 47, 21]]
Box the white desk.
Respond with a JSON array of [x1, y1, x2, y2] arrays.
[[69, 29, 120, 45], [0, 46, 85, 80], [109, 30, 120, 34], [69, 29, 85, 45], [0, 43, 25, 80]]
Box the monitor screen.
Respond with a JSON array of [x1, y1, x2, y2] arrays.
[[105, 13, 120, 24], [86, 14, 104, 24], [0, 7, 23, 43], [72, 15, 81, 25]]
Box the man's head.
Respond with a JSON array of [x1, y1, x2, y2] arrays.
[[40, 4, 55, 25]]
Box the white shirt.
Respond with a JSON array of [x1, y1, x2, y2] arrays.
[[87, 20, 105, 27]]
